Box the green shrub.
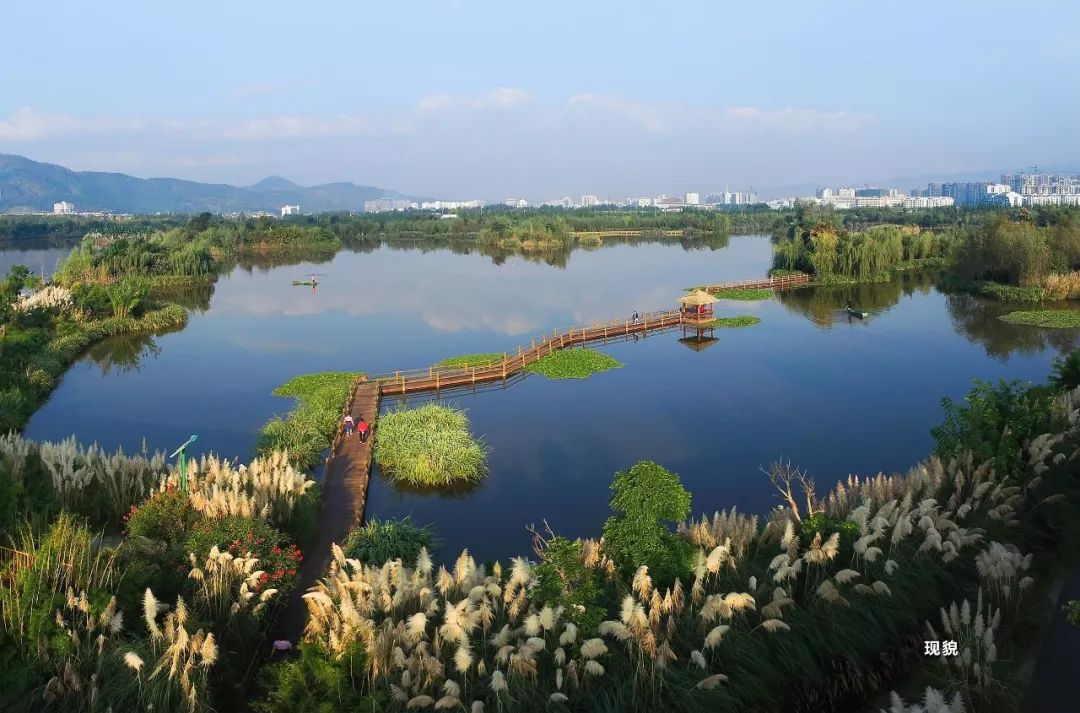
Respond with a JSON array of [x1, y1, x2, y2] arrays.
[[533, 536, 607, 635], [343, 517, 437, 566], [123, 487, 200, 545], [602, 460, 694, 585], [714, 288, 772, 301], [1051, 349, 1080, 391], [700, 315, 761, 328], [525, 348, 622, 380], [800, 512, 861, 552], [932, 379, 1057, 484], [375, 404, 488, 487], [255, 642, 379, 713], [186, 516, 303, 594]]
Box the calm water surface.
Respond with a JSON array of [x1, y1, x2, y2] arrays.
[[18, 236, 1080, 562]]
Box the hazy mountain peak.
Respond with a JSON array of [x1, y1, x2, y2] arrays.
[[249, 175, 303, 192]]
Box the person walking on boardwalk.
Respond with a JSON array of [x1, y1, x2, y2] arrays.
[[343, 413, 354, 435], [357, 415, 370, 443]]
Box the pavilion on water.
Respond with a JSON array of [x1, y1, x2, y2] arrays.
[[677, 289, 718, 325]]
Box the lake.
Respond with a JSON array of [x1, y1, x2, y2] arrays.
[[15, 235, 1080, 562]]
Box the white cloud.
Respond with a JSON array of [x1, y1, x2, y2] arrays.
[[567, 94, 667, 131], [0, 107, 146, 141], [418, 87, 532, 113]]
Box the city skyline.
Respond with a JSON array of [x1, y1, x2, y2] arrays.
[[2, 0, 1079, 201]]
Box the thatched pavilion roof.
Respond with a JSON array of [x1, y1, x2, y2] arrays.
[[678, 335, 719, 352], [678, 289, 719, 306]]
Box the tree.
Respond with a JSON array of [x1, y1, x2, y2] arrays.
[[602, 460, 693, 585], [105, 277, 149, 319]]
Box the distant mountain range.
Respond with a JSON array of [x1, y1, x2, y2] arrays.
[[0, 154, 416, 214]]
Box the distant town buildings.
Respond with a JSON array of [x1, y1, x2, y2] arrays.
[[363, 199, 415, 212], [504, 198, 529, 208], [684, 192, 700, 206], [580, 194, 600, 208], [53, 201, 74, 215], [913, 170, 1080, 207], [280, 204, 300, 217]]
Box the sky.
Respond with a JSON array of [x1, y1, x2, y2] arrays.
[[2, 0, 1078, 201]]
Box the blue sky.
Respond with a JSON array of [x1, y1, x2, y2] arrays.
[[2, 0, 1078, 199]]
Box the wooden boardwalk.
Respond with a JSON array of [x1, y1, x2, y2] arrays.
[[269, 382, 379, 644]]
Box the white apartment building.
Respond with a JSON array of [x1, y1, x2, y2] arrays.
[[420, 200, 482, 210], [503, 198, 529, 208], [280, 204, 300, 216], [684, 192, 700, 206], [53, 201, 74, 215], [902, 196, 956, 209], [580, 194, 599, 208]]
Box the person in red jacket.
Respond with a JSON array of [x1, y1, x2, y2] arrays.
[[357, 415, 370, 443]]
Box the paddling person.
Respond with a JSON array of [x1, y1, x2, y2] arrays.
[[343, 414, 354, 435], [357, 415, 370, 443]]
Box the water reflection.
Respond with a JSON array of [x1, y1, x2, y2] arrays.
[[776, 272, 939, 327], [85, 332, 162, 376], [945, 294, 1080, 360]]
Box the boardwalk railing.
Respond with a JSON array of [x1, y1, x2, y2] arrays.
[[697, 274, 810, 293], [367, 309, 685, 395]]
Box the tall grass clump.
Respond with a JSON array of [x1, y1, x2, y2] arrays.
[[525, 347, 623, 380], [375, 404, 488, 487], [713, 288, 772, 301], [342, 517, 438, 565], [257, 371, 361, 472]]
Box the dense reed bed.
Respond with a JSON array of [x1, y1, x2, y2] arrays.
[[701, 316, 761, 328], [375, 404, 488, 487], [435, 353, 505, 369], [262, 358, 1080, 712]]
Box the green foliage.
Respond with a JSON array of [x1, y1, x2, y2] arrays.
[[435, 352, 504, 368], [700, 316, 761, 328], [257, 372, 361, 472], [602, 460, 693, 585], [932, 379, 1057, 483], [255, 642, 378, 713], [800, 513, 861, 552], [342, 517, 437, 566], [525, 348, 623, 380], [375, 404, 488, 487], [123, 487, 200, 545], [1051, 349, 1080, 391], [186, 516, 303, 593], [1065, 601, 1080, 627], [105, 277, 149, 318], [998, 310, 1080, 328], [953, 215, 1052, 286], [533, 536, 607, 635]]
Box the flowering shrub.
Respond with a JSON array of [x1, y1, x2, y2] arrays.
[[124, 486, 199, 544], [186, 516, 302, 593]]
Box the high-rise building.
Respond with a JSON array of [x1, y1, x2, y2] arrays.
[[53, 201, 74, 215], [280, 204, 300, 216], [580, 194, 599, 207], [684, 192, 700, 206]]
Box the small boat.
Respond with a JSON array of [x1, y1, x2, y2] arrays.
[[292, 280, 318, 286], [846, 307, 868, 319]]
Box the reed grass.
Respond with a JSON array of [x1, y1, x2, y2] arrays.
[[999, 310, 1080, 328], [435, 353, 504, 369], [375, 404, 488, 486], [525, 347, 622, 380]]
